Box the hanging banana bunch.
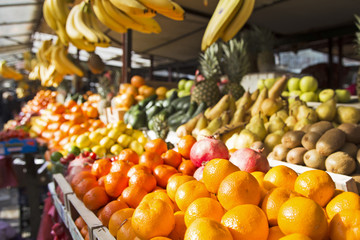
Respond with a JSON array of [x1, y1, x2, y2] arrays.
[[201, 0, 255, 51], [51, 44, 84, 77], [43, 0, 70, 45], [0, 61, 23, 80]]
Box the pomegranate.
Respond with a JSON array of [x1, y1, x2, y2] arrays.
[[229, 148, 270, 173], [190, 137, 229, 167], [193, 166, 204, 181]]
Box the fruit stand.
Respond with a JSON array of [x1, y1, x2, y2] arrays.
[[2, 0, 360, 239]]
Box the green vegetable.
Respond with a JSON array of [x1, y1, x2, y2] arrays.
[[128, 110, 147, 129], [138, 94, 157, 109], [146, 105, 162, 119]]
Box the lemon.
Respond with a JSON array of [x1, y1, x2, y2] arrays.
[[114, 121, 127, 131], [76, 134, 91, 148], [124, 127, 133, 135], [99, 128, 110, 136], [117, 134, 133, 148], [129, 140, 144, 155], [110, 144, 123, 155], [137, 135, 148, 146], [89, 131, 103, 143], [107, 128, 122, 140], [100, 136, 115, 150], [132, 130, 144, 139], [91, 145, 106, 157]]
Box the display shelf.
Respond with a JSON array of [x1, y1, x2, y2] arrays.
[[268, 159, 359, 193], [48, 182, 68, 227]]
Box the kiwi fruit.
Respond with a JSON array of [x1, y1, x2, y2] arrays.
[[316, 128, 346, 156], [303, 149, 326, 170], [325, 151, 356, 175], [281, 131, 305, 149], [340, 142, 358, 158], [351, 174, 360, 193], [301, 124, 312, 133], [337, 123, 360, 144], [301, 132, 321, 150], [308, 121, 333, 135], [357, 149, 360, 166], [286, 147, 307, 165], [273, 144, 290, 161]]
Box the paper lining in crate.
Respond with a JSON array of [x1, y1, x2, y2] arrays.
[[105, 107, 127, 124]]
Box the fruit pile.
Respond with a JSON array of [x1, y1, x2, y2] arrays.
[[0, 129, 29, 141], [21, 90, 57, 114], [66, 136, 360, 240]]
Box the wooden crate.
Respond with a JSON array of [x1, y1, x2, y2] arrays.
[[268, 159, 359, 193]]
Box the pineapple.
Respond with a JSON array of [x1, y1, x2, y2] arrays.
[[97, 76, 111, 115], [252, 26, 275, 73], [355, 15, 360, 100], [221, 38, 249, 99], [191, 43, 222, 107]]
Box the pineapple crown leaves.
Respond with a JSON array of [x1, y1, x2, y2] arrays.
[[198, 42, 222, 82], [220, 38, 250, 83], [252, 25, 275, 52]]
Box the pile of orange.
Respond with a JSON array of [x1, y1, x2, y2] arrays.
[[21, 90, 57, 114], [31, 98, 104, 151], [69, 135, 360, 240]]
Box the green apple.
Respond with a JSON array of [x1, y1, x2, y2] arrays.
[[184, 80, 194, 92], [178, 90, 189, 97], [289, 90, 302, 97], [299, 76, 318, 92], [257, 79, 265, 90], [178, 79, 187, 90], [165, 88, 177, 98], [264, 78, 276, 89], [300, 92, 317, 102], [281, 91, 290, 98], [319, 89, 336, 102], [287, 77, 301, 91], [335, 89, 351, 103]]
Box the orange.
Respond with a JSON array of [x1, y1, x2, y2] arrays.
[[91, 158, 112, 178], [70, 170, 95, 188], [110, 160, 134, 175], [75, 216, 86, 230], [120, 83, 132, 94], [70, 104, 82, 114], [268, 226, 285, 240], [184, 217, 233, 240], [153, 164, 178, 188], [326, 191, 360, 220], [184, 197, 224, 227], [97, 175, 106, 187], [168, 211, 187, 240], [83, 186, 109, 211], [68, 113, 84, 125], [329, 209, 360, 240], [141, 86, 155, 98], [118, 149, 139, 164], [175, 180, 211, 211], [221, 204, 269, 240], [104, 172, 128, 198], [202, 158, 239, 194], [278, 197, 328, 240], [128, 171, 157, 192], [263, 165, 298, 190], [144, 138, 168, 155], [84, 105, 98, 118], [141, 191, 175, 211], [294, 170, 335, 207], [279, 233, 312, 240], [116, 217, 137, 240], [130, 75, 145, 88], [139, 151, 164, 172], [131, 199, 175, 239], [217, 171, 261, 210], [51, 103, 65, 114], [150, 237, 171, 240], [177, 135, 196, 159], [251, 171, 268, 203], [126, 85, 138, 97], [64, 99, 77, 109], [74, 177, 98, 200], [127, 164, 151, 178], [261, 187, 300, 226], [108, 208, 135, 236], [178, 160, 197, 176], [80, 226, 88, 238], [166, 174, 195, 202], [161, 149, 183, 168], [120, 185, 148, 208], [98, 200, 128, 227]]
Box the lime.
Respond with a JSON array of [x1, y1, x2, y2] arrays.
[[68, 145, 81, 156], [50, 151, 63, 162]]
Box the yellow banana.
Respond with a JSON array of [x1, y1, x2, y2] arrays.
[[66, 4, 83, 40], [51, 45, 68, 75], [128, 15, 161, 33], [50, 0, 69, 25], [221, 0, 255, 42], [43, 0, 58, 30], [58, 45, 84, 77], [93, 0, 127, 33], [109, 0, 156, 17], [101, 0, 143, 29], [56, 21, 70, 46], [73, 2, 99, 43], [137, 0, 174, 12], [202, 0, 243, 50], [87, 8, 111, 47], [70, 37, 96, 52], [156, 1, 185, 21]]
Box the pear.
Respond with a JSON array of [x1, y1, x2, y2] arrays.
[[337, 106, 360, 124], [235, 129, 260, 149], [315, 98, 337, 121], [246, 115, 267, 140], [268, 116, 288, 133], [225, 133, 239, 150], [261, 98, 282, 117], [289, 99, 304, 117], [285, 115, 297, 130], [264, 132, 282, 152], [269, 109, 289, 122], [296, 105, 318, 122], [293, 117, 312, 131]]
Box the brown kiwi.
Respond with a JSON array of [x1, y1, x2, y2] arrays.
[[286, 147, 307, 165], [351, 174, 360, 193], [357, 149, 360, 166], [273, 144, 290, 161], [281, 131, 305, 149], [308, 121, 333, 135], [301, 124, 312, 133], [303, 149, 326, 170], [301, 132, 321, 150], [325, 151, 356, 175], [340, 142, 358, 158], [337, 123, 360, 144], [316, 128, 346, 156]]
